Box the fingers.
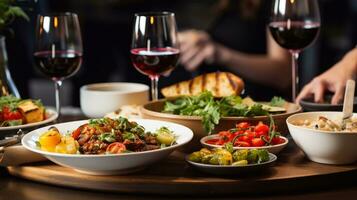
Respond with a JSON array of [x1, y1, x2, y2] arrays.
[[296, 84, 313, 103], [185, 45, 214, 70], [331, 83, 344, 105], [314, 80, 325, 103], [296, 78, 326, 103], [180, 46, 201, 68]]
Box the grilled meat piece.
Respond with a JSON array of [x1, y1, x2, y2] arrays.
[[80, 139, 108, 154], [123, 139, 145, 151], [144, 135, 158, 145]]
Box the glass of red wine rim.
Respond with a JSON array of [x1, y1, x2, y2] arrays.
[[131, 13, 179, 48], [270, 0, 321, 21], [134, 11, 175, 17], [35, 13, 83, 52]]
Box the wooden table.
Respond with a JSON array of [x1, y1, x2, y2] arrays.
[[1, 109, 357, 199]]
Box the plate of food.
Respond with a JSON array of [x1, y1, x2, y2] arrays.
[[140, 72, 301, 150], [22, 117, 193, 175], [0, 95, 58, 133], [200, 120, 288, 154], [186, 147, 277, 175]]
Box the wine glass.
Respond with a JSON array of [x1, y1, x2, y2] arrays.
[[269, 0, 320, 102], [130, 12, 180, 101], [34, 13, 83, 116]]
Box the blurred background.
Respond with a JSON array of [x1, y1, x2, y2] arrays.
[[4, 0, 357, 107]]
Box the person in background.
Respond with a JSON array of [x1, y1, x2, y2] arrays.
[[178, 0, 291, 101], [296, 48, 357, 104]]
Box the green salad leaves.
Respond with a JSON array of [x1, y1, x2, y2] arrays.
[[163, 91, 285, 134]]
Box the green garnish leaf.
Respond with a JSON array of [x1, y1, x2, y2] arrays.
[[6, 119, 22, 126], [122, 131, 136, 141], [98, 132, 117, 143], [224, 142, 234, 154], [35, 141, 41, 148], [270, 96, 286, 107]]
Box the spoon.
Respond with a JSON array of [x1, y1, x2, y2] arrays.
[[341, 80, 355, 130]]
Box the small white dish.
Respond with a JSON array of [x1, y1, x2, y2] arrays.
[[185, 153, 277, 176], [200, 135, 288, 155], [0, 108, 58, 133], [287, 111, 357, 165], [22, 118, 193, 175], [80, 82, 149, 118]]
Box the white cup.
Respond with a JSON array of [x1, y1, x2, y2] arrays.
[[80, 82, 149, 118]]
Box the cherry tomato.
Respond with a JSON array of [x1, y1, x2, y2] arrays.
[[218, 131, 231, 142], [271, 137, 285, 145], [255, 122, 269, 135], [234, 141, 250, 147], [251, 138, 265, 147], [2, 106, 22, 121], [245, 130, 256, 139], [237, 135, 250, 143], [236, 122, 250, 130], [106, 142, 126, 154], [71, 127, 82, 140]]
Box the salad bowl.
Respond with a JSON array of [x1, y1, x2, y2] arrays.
[[22, 119, 193, 175]]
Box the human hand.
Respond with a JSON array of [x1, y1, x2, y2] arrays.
[[297, 49, 357, 104], [178, 30, 219, 71]]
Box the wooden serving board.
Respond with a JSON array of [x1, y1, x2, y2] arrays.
[[7, 143, 357, 195]]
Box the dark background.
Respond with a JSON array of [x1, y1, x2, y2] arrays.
[[4, 0, 357, 107]]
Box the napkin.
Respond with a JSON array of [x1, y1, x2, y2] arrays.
[[0, 145, 46, 166]]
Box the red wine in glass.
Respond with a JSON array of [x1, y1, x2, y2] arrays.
[[34, 50, 82, 80], [130, 47, 180, 77], [269, 21, 320, 51]]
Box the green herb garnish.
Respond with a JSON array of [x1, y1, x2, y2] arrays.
[[163, 91, 278, 134], [270, 96, 286, 107], [98, 132, 117, 143], [122, 131, 136, 141]]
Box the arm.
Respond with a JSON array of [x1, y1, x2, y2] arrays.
[[178, 29, 291, 91], [296, 48, 357, 104]]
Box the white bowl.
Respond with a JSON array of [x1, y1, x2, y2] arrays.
[[22, 119, 193, 175], [80, 82, 149, 118], [200, 135, 288, 154], [287, 112, 357, 165]]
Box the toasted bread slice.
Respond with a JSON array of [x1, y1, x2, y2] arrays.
[[161, 72, 244, 98], [17, 100, 45, 123]]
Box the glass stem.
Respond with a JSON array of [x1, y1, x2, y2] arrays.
[[291, 51, 299, 102], [150, 76, 159, 101], [54, 80, 62, 118]]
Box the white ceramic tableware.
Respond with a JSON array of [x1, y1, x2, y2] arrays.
[[200, 135, 288, 154], [22, 119, 193, 175], [287, 112, 357, 165], [80, 82, 149, 118]]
